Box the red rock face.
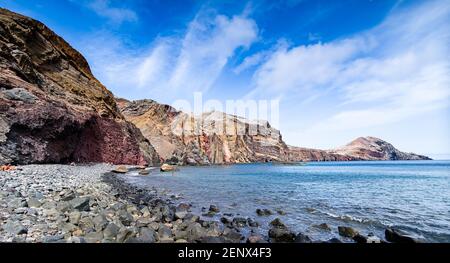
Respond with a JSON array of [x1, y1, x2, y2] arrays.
[[0, 8, 160, 165]]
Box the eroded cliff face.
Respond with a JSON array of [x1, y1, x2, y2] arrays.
[[0, 9, 160, 165], [118, 99, 290, 165]]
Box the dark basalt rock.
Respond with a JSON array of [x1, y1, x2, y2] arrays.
[[268, 218, 296, 243], [353, 234, 368, 243], [295, 233, 312, 243], [256, 208, 273, 216], [338, 226, 359, 238], [268, 227, 296, 243], [325, 238, 343, 243], [232, 217, 248, 228], [385, 228, 423, 243], [270, 218, 286, 228], [209, 204, 220, 213]]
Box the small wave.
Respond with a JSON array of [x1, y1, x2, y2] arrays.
[[324, 212, 387, 226]]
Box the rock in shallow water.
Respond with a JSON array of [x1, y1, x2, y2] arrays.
[[353, 234, 368, 243], [139, 170, 150, 175], [338, 226, 359, 238], [270, 218, 286, 228], [113, 166, 129, 174], [268, 228, 296, 243], [256, 208, 273, 216], [295, 233, 312, 243], [326, 238, 343, 243], [160, 164, 177, 172], [268, 218, 296, 243], [385, 228, 423, 243], [209, 204, 220, 213], [232, 217, 248, 228], [312, 223, 331, 232]]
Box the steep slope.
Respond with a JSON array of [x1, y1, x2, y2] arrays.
[[329, 137, 431, 161], [118, 99, 290, 165], [0, 8, 160, 165]]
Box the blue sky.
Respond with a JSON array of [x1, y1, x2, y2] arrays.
[[1, 0, 449, 157]]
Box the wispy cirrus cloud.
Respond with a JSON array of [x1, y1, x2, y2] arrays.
[[167, 10, 258, 95], [245, 0, 450, 133], [76, 0, 138, 25], [79, 9, 258, 102]]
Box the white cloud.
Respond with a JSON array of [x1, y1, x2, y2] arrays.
[[85, 0, 138, 25], [233, 40, 289, 74], [246, 0, 450, 132], [233, 52, 265, 74], [78, 10, 258, 102], [168, 11, 258, 94]]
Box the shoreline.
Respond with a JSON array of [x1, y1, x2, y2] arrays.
[[0, 164, 425, 243]]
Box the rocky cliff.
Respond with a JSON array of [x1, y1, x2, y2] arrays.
[[118, 99, 290, 165], [119, 100, 431, 165], [328, 136, 432, 161], [287, 147, 360, 162], [0, 9, 160, 165]]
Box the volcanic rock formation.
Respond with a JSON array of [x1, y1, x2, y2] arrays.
[[0, 8, 159, 165], [328, 136, 432, 161], [117, 99, 290, 165]]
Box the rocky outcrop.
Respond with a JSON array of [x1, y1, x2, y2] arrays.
[[0, 8, 160, 165], [288, 137, 431, 162], [329, 137, 431, 161], [118, 99, 290, 165], [288, 146, 360, 162]]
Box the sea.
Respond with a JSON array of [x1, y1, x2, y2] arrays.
[[125, 160, 450, 242]]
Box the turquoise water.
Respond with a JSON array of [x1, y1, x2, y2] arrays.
[[126, 161, 450, 242]]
